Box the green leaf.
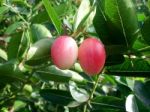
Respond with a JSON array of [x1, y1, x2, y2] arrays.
[[105, 45, 127, 55], [13, 100, 26, 111], [105, 55, 125, 66], [5, 22, 24, 35], [134, 81, 150, 109], [42, 0, 62, 34], [93, 0, 139, 47], [135, 95, 150, 112], [35, 65, 84, 83], [18, 30, 31, 59], [125, 94, 139, 112], [91, 96, 125, 110], [7, 32, 23, 60], [25, 38, 54, 66], [40, 89, 80, 107], [31, 3, 67, 24], [31, 11, 49, 24], [74, 0, 96, 31], [69, 81, 89, 102], [0, 48, 7, 60], [141, 17, 150, 45], [91, 109, 124, 112], [0, 60, 26, 83], [106, 58, 150, 77], [30, 24, 52, 43], [0, 6, 9, 15]]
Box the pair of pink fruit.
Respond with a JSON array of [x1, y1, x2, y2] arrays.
[[51, 36, 106, 76]]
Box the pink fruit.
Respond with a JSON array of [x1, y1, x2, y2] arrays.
[[78, 37, 106, 75], [51, 36, 78, 69]]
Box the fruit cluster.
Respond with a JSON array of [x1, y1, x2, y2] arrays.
[[51, 36, 106, 76]]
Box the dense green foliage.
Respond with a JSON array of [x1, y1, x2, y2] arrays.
[[0, 0, 150, 111]]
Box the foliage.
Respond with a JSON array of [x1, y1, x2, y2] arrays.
[[0, 0, 150, 111]]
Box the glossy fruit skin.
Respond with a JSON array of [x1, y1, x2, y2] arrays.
[[78, 37, 106, 75], [51, 36, 78, 69]]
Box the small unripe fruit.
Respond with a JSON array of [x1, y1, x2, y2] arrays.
[[51, 36, 78, 69], [78, 37, 106, 75]]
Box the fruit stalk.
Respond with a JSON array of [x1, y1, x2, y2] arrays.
[[83, 71, 103, 112]]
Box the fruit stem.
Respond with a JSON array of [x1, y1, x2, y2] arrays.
[[83, 72, 103, 112]]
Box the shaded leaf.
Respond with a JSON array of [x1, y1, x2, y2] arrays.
[[134, 81, 150, 108], [7, 32, 23, 60], [0, 60, 26, 83], [141, 17, 150, 45], [106, 58, 150, 77], [5, 22, 24, 35], [91, 96, 125, 110], [40, 89, 80, 107]]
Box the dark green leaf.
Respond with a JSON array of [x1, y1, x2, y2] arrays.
[[42, 0, 62, 34], [93, 0, 139, 47], [0, 60, 26, 83], [40, 89, 80, 107], [91, 109, 124, 112], [106, 58, 150, 77], [7, 32, 23, 60], [105, 55, 125, 66], [141, 17, 150, 45], [134, 81, 150, 108], [91, 96, 125, 110]]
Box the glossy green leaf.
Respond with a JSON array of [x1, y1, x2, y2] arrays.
[[30, 24, 52, 43], [91, 96, 125, 110], [134, 81, 150, 108], [106, 58, 150, 77], [93, 0, 139, 47], [135, 95, 150, 112], [42, 0, 62, 34], [125, 94, 139, 112], [5, 22, 24, 35], [141, 18, 150, 45], [35, 65, 84, 83], [40, 89, 80, 107], [69, 81, 89, 102]]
